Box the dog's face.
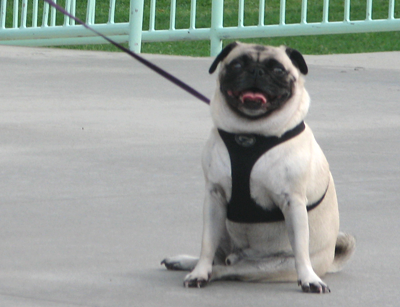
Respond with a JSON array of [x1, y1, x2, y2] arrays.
[[209, 42, 308, 119]]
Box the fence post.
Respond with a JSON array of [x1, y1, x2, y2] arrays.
[[129, 0, 144, 53], [0, 0, 6, 29], [210, 0, 223, 56]]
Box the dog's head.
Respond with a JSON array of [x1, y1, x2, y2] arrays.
[[209, 42, 308, 120]]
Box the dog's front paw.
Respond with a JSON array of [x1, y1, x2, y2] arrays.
[[183, 265, 212, 288], [183, 275, 210, 288], [298, 279, 331, 294]]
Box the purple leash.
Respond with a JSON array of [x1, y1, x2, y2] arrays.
[[43, 0, 211, 105]]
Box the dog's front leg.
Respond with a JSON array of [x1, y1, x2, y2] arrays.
[[283, 194, 330, 293], [184, 184, 227, 288]]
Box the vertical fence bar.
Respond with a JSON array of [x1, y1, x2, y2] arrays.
[[64, 0, 71, 26], [258, 0, 265, 26], [108, 0, 116, 24], [70, 0, 76, 25], [129, 0, 144, 53], [388, 0, 395, 19], [86, 0, 96, 25], [366, 0, 372, 20], [1, 0, 7, 29], [20, 0, 28, 28], [50, 0, 57, 26], [322, 0, 329, 23], [210, 0, 223, 56], [32, 0, 38, 27], [86, 0, 91, 24], [301, 0, 307, 24], [344, 0, 350, 22], [92, 0, 96, 24], [279, 0, 286, 25], [13, 0, 18, 28], [189, 0, 196, 29], [238, 0, 244, 27], [42, 1, 49, 26], [149, 0, 156, 30], [170, 0, 176, 30]]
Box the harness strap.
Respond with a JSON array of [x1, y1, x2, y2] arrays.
[[218, 122, 327, 223], [43, 0, 210, 105]]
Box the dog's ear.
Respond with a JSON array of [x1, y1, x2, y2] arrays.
[[285, 47, 308, 75], [209, 42, 239, 74]]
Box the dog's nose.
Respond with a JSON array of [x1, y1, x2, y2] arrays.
[[251, 66, 265, 77]]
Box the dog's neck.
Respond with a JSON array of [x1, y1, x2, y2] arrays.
[[210, 78, 310, 137]]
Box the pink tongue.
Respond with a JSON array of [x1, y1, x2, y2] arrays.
[[240, 92, 267, 104]]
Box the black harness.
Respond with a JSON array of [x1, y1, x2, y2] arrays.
[[218, 122, 327, 223]]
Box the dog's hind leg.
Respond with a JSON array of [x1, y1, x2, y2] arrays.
[[211, 246, 335, 290], [211, 255, 298, 283], [161, 238, 231, 271], [161, 255, 199, 271]]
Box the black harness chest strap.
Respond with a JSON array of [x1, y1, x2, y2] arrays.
[[218, 121, 327, 223]]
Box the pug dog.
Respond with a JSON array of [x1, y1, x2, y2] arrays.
[[161, 42, 355, 293]]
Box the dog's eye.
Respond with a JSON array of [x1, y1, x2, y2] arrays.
[[231, 61, 242, 70], [273, 67, 285, 75]]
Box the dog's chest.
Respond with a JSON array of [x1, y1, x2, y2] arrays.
[[208, 124, 305, 223]]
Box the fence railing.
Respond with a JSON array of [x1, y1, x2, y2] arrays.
[[0, 0, 144, 50], [0, 0, 399, 56]]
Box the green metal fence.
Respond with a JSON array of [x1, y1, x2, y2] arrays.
[[0, 0, 399, 56], [0, 0, 144, 50]]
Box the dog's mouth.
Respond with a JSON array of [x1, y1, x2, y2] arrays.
[[222, 86, 292, 118], [226, 89, 283, 109], [230, 90, 267, 104]]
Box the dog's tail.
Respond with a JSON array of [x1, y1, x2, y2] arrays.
[[328, 232, 356, 273]]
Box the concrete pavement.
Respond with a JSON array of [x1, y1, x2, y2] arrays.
[[0, 45, 399, 306]]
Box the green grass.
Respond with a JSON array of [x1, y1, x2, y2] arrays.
[[3, 0, 400, 56]]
